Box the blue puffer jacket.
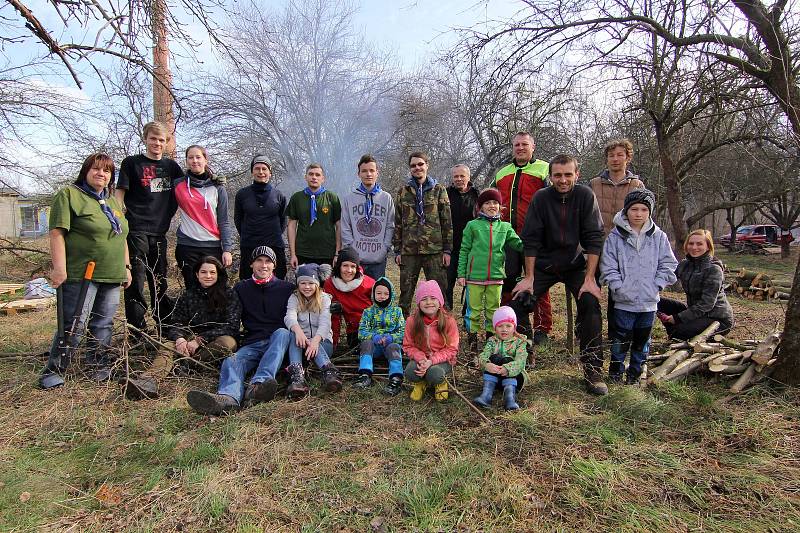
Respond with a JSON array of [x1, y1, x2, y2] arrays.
[[600, 212, 678, 312]]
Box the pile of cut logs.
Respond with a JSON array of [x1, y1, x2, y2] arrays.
[[729, 269, 792, 301], [643, 321, 779, 393]]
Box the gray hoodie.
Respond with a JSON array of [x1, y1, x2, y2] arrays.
[[284, 292, 333, 342], [340, 183, 395, 264], [600, 211, 678, 312]]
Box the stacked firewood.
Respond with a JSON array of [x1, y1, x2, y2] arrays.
[[643, 321, 780, 393], [729, 269, 792, 301]]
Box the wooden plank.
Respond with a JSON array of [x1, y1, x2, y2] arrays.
[[0, 296, 55, 315]]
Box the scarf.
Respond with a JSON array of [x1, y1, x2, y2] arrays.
[[252, 274, 273, 285], [413, 180, 425, 224], [478, 212, 501, 222], [77, 182, 122, 235], [304, 186, 326, 225], [252, 181, 271, 207], [356, 183, 381, 223]]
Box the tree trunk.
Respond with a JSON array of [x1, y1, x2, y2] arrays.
[[655, 124, 688, 248], [152, 0, 176, 158], [772, 251, 800, 384]]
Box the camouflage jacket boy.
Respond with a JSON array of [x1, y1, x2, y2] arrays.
[[392, 176, 452, 256]]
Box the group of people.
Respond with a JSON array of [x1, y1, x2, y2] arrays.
[[40, 121, 736, 412]]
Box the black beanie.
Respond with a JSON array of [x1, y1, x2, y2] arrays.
[[334, 246, 361, 278], [250, 154, 271, 172], [624, 188, 655, 215]]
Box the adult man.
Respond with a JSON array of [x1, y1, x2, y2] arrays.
[[494, 131, 552, 344], [340, 154, 395, 280], [234, 155, 288, 280], [393, 151, 452, 316], [186, 246, 294, 415], [115, 121, 182, 332], [512, 155, 607, 395], [287, 163, 341, 268], [445, 164, 479, 311], [589, 138, 644, 341]]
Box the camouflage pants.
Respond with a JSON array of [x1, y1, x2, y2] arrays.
[[399, 253, 448, 316]]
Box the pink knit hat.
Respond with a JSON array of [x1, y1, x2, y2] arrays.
[[492, 306, 517, 328], [415, 280, 445, 307]]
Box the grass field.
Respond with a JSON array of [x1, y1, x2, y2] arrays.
[[0, 248, 798, 532]]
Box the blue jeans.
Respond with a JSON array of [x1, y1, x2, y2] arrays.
[[359, 339, 403, 377], [288, 330, 333, 368], [362, 259, 388, 281], [610, 310, 655, 378], [217, 328, 291, 403], [47, 281, 121, 370]]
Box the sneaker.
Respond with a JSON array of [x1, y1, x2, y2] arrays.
[[353, 373, 373, 389], [410, 381, 427, 401], [434, 382, 449, 402], [321, 364, 342, 392], [244, 378, 278, 406], [532, 330, 549, 345], [86, 366, 114, 383], [123, 376, 159, 401], [186, 390, 239, 416], [383, 376, 403, 396]]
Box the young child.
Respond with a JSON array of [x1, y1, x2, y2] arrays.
[[600, 189, 678, 384], [473, 306, 528, 411], [284, 263, 342, 398], [355, 277, 405, 395], [457, 188, 523, 352], [286, 163, 341, 268], [323, 246, 375, 349], [403, 280, 459, 402]]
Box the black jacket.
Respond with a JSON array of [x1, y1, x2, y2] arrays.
[[165, 287, 241, 342], [675, 254, 734, 329], [234, 277, 295, 346], [446, 184, 479, 253], [233, 183, 287, 249], [520, 184, 604, 272]]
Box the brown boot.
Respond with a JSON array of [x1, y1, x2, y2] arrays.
[[286, 363, 310, 400], [321, 364, 342, 392]]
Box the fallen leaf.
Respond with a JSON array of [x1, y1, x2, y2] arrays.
[[370, 517, 387, 533], [19, 491, 31, 503], [95, 483, 123, 507]]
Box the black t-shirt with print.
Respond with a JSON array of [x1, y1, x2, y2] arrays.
[[117, 154, 182, 235]]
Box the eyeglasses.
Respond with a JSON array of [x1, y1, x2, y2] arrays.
[[409, 162, 426, 168]]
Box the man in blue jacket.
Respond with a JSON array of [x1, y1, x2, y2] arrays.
[[187, 246, 294, 415], [512, 154, 607, 395]]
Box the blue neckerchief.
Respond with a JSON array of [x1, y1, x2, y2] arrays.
[[304, 186, 326, 225], [356, 183, 381, 222], [77, 182, 122, 235], [412, 180, 425, 224]]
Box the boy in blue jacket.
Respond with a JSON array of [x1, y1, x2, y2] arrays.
[[600, 189, 678, 384], [355, 277, 405, 396]]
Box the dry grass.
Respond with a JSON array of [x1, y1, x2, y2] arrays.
[[0, 251, 798, 532]]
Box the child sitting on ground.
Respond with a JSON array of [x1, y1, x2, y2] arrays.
[[284, 263, 342, 398], [355, 277, 405, 396], [600, 189, 678, 384], [457, 188, 523, 353], [473, 306, 528, 411], [403, 280, 459, 402]]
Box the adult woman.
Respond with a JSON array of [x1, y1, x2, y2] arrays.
[[40, 153, 131, 389], [657, 229, 734, 340], [174, 145, 233, 288], [124, 256, 240, 400], [233, 155, 288, 280]]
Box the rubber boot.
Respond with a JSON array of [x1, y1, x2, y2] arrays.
[[472, 374, 498, 408], [410, 381, 427, 401], [434, 381, 449, 402], [503, 383, 520, 411]]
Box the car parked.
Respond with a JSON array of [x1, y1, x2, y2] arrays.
[[720, 224, 794, 247]]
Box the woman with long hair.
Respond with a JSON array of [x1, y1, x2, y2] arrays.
[[657, 229, 734, 340], [40, 153, 131, 389], [123, 256, 240, 400], [174, 145, 233, 288]]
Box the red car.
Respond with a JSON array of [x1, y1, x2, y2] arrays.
[[720, 224, 794, 247]]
